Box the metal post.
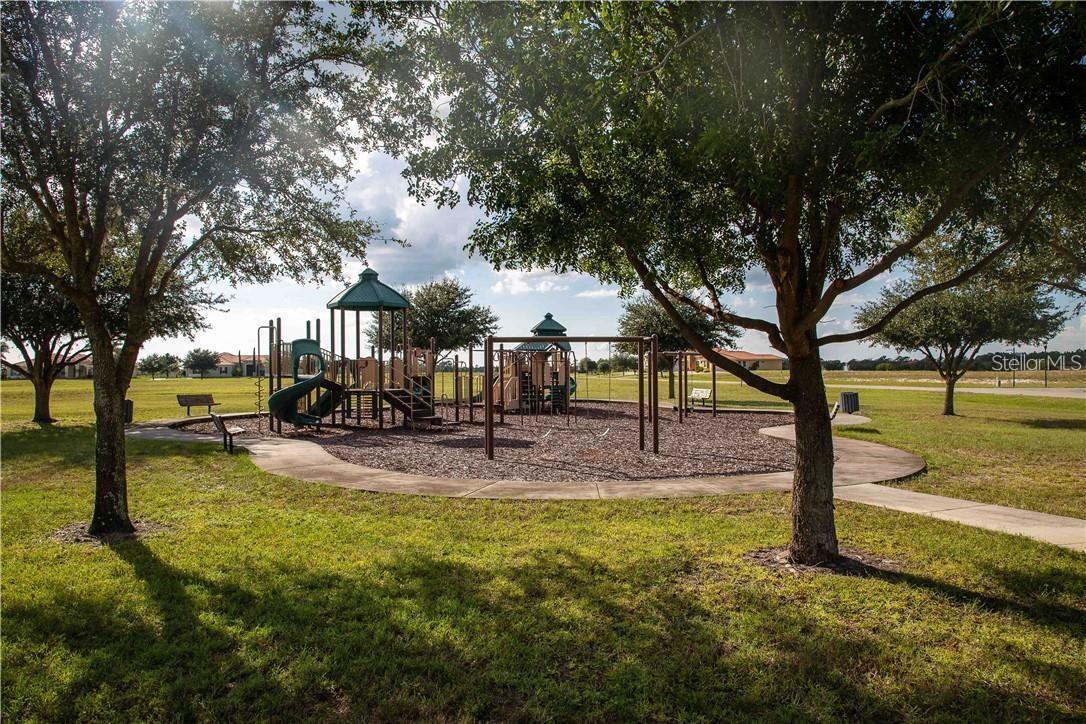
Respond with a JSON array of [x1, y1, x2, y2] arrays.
[[712, 363, 717, 417], [637, 339, 645, 451], [454, 353, 460, 422], [484, 336, 494, 459], [377, 307, 384, 429], [651, 335, 659, 454], [429, 336, 436, 409], [498, 344, 505, 424], [275, 317, 282, 434], [468, 346, 474, 423], [565, 350, 571, 425], [402, 307, 409, 391], [329, 309, 336, 424], [340, 308, 346, 419], [389, 311, 396, 425], [678, 353, 684, 423]]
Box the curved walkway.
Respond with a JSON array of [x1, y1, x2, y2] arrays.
[[128, 413, 1084, 551]]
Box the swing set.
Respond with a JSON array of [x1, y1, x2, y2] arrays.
[[480, 333, 660, 460]]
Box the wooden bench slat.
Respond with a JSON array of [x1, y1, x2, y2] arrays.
[[177, 394, 221, 415], [209, 412, 241, 453]]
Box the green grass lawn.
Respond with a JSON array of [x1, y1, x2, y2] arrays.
[[834, 391, 1086, 519], [2, 422, 1085, 721], [3, 375, 1084, 516]]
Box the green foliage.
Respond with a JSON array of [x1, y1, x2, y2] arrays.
[[183, 349, 220, 379], [616, 295, 737, 354], [1, 273, 88, 359], [1, 1, 423, 528], [367, 278, 498, 357], [577, 357, 597, 373], [856, 248, 1066, 382], [137, 353, 183, 380], [402, 2, 1085, 392]]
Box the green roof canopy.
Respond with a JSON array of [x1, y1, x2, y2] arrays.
[[517, 313, 570, 351], [326, 268, 410, 311]]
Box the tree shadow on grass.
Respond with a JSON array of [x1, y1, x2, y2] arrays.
[[838, 426, 882, 435], [5, 543, 1084, 720], [1007, 417, 1086, 431], [0, 424, 99, 469], [1, 424, 224, 474]]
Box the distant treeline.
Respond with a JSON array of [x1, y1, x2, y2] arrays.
[[839, 350, 1085, 372]]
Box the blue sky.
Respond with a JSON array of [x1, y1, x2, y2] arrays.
[[141, 151, 1085, 363]]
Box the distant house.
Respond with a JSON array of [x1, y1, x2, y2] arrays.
[[2, 356, 93, 379], [684, 349, 786, 372], [183, 352, 267, 378]]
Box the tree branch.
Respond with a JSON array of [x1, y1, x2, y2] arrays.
[[802, 132, 1025, 331], [819, 194, 1047, 346]]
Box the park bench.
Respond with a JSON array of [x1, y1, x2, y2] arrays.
[[210, 413, 245, 453], [688, 387, 712, 406], [177, 394, 221, 416]]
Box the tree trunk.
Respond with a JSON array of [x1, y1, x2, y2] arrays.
[[31, 375, 55, 423], [668, 364, 675, 399], [87, 354, 135, 536], [788, 351, 839, 564], [943, 376, 957, 416]]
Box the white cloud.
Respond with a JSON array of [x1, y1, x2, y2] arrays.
[[491, 269, 572, 295], [343, 153, 485, 286], [576, 288, 619, 298]]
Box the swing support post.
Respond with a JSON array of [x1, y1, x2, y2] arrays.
[[484, 336, 494, 459], [482, 335, 659, 460]]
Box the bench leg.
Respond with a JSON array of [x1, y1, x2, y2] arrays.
[[186, 406, 191, 416], [222, 432, 229, 452], [228, 434, 234, 454]]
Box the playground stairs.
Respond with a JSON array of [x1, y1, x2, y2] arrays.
[[382, 387, 443, 428]]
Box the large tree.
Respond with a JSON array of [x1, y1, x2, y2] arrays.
[[1, 273, 90, 422], [1, 205, 210, 421], [402, 3, 1086, 562], [1, 3, 421, 535], [366, 277, 498, 359], [183, 348, 219, 380], [856, 249, 1066, 415], [616, 294, 737, 353]]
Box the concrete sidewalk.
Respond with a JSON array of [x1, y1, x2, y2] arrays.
[[127, 415, 1084, 552], [834, 484, 1085, 552]]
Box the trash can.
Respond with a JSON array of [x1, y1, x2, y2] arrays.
[[838, 391, 860, 414], [124, 399, 134, 424]]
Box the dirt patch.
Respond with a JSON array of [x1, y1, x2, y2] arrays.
[[743, 546, 905, 577], [49, 520, 173, 546], [183, 403, 796, 482]]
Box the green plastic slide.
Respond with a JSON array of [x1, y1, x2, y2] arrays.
[[268, 338, 325, 426]]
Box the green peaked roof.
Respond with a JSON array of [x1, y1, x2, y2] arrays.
[[530, 313, 567, 335], [517, 313, 570, 351], [326, 268, 410, 311]]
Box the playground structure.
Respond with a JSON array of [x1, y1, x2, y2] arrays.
[[256, 268, 441, 433], [249, 268, 669, 467]]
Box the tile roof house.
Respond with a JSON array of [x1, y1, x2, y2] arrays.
[[181, 352, 267, 378], [685, 349, 786, 371]]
